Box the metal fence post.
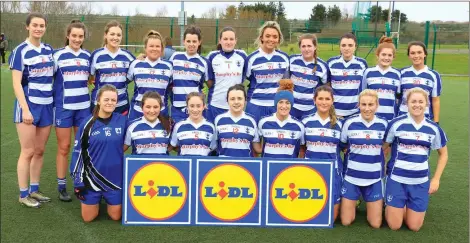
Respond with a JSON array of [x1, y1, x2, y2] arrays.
[[424, 21, 430, 64], [215, 19, 219, 46], [431, 24, 437, 69], [125, 16, 130, 49], [170, 17, 174, 38], [80, 15, 85, 22]]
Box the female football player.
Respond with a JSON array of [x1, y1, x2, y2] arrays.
[[384, 87, 448, 231]]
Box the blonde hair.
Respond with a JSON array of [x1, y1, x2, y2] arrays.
[[405, 87, 429, 106], [144, 30, 164, 55], [358, 89, 379, 106], [186, 92, 206, 106], [255, 21, 283, 49], [376, 36, 396, 57]]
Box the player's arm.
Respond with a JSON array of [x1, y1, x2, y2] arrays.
[[10, 49, 32, 125], [252, 140, 262, 157], [432, 97, 440, 123], [298, 145, 306, 159], [429, 146, 448, 194], [70, 123, 86, 188]]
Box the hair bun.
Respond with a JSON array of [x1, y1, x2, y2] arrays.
[[278, 79, 294, 93], [379, 36, 393, 44], [70, 19, 82, 24]]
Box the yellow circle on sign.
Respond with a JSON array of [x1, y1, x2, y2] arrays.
[[129, 162, 187, 220], [200, 164, 258, 221], [270, 165, 328, 223]]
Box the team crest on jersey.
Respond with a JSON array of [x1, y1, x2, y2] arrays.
[[387, 195, 393, 202], [236, 61, 241, 67], [115, 128, 122, 134], [378, 132, 383, 139], [428, 135, 432, 143], [342, 70, 348, 76], [354, 70, 359, 75], [161, 70, 166, 75], [278, 63, 282, 68], [426, 79, 430, 86], [341, 187, 347, 195], [206, 132, 210, 140], [246, 127, 250, 134], [290, 131, 296, 139], [56, 119, 61, 126], [332, 130, 337, 137]]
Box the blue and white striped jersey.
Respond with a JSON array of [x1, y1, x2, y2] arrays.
[[70, 113, 128, 191], [170, 118, 217, 156], [362, 65, 401, 121], [258, 114, 305, 158], [169, 52, 209, 108], [9, 40, 54, 105], [289, 55, 328, 111], [341, 115, 388, 186], [385, 114, 447, 185], [207, 50, 247, 109], [302, 113, 343, 171], [127, 57, 172, 113], [214, 111, 259, 157], [53, 46, 91, 110], [125, 116, 170, 155], [246, 49, 289, 106], [399, 66, 442, 119], [327, 55, 368, 117], [90, 47, 135, 107]]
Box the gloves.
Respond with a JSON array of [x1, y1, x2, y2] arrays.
[[74, 186, 87, 201]]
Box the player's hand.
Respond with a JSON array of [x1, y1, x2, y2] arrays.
[[74, 186, 88, 200], [136, 53, 146, 60], [429, 178, 440, 194], [22, 109, 34, 125]]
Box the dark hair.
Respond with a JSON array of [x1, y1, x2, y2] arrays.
[[298, 33, 319, 73], [226, 84, 246, 101], [314, 85, 337, 129], [164, 36, 172, 46], [339, 32, 357, 46], [103, 20, 123, 46], [407, 41, 428, 56], [183, 25, 202, 54], [216, 26, 236, 51], [65, 20, 87, 47], [26, 12, 47, 26], [93, 84, 118, 120], [141, 91, 171, 134]]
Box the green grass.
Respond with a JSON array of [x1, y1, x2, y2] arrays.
[[1, 62, 469, 242]]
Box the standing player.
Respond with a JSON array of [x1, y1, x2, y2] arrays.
[[70, 84, 128, 222], [10, 13, 54, 207], [89, 20, 135, 116], [205, 27, 247, 123], [327, 33, 368, 119], [53, 20, 91, 202], [127, 30, 172, 121], [301, 85, 342, 221], [340, 89, 387, 229], [245, 21, 289, 123], [125, 91, 171, 155], [289, 33, 328, 119], [384, 87, 448, 232], [254, 79, 305, 158], [214, 84, 260, 157], [169, 26, 209, 124], [362, 36, 401, 121], [169, 92, 217, 156], [398, 41, 442, 123]]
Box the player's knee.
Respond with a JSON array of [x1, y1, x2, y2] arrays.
[[82, 212, 98, 223], [341, 216, 355, 226], [386, 218, 402, 231], [368, 218, 382, 229], [406, 221, 423, 232], [33, 146, 46, 157], [108, 212, 121, 221], [57, 142, 71, 156], [20, 148, 35, 160]]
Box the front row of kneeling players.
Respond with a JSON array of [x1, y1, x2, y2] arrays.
[[70, 80, 447, 231]]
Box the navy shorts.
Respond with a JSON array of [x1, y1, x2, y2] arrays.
[[54, 107, 90, 128], [245, 102, 275, 123], [204, 105, 227, 123], [385, 176, 430, 212], [14, 99, 53, 127], [171, 106, 188, 124], [341, 179, 384, 202], [81, 189, 122, 206], [290, 107, 315, 120]]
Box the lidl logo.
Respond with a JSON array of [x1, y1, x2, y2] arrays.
[[200, 164, 258, 221], [270, 165, 328, 223], [129, 162, 187, 220]]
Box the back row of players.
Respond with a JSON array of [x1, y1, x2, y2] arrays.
[[10, 13, 448, 231]]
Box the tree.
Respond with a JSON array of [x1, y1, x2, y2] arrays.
[[276, 2, 289, 41], [342, 6, 351, 20], [392, 10, 408, 24], [0, 2, 22, 13], [327, 5, 341, 25], [155, 6, 168, 17], [309, 4, 327, 22], [109, 4, 119, 16], [221, 5, 237, 20], [188, 14, 196, 25], [369, 5, 382, 23]]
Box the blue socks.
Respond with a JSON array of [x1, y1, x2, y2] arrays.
[[20, 188, 29, 198], [30, 183, 39, 193], [57, 177, 66, 191]]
